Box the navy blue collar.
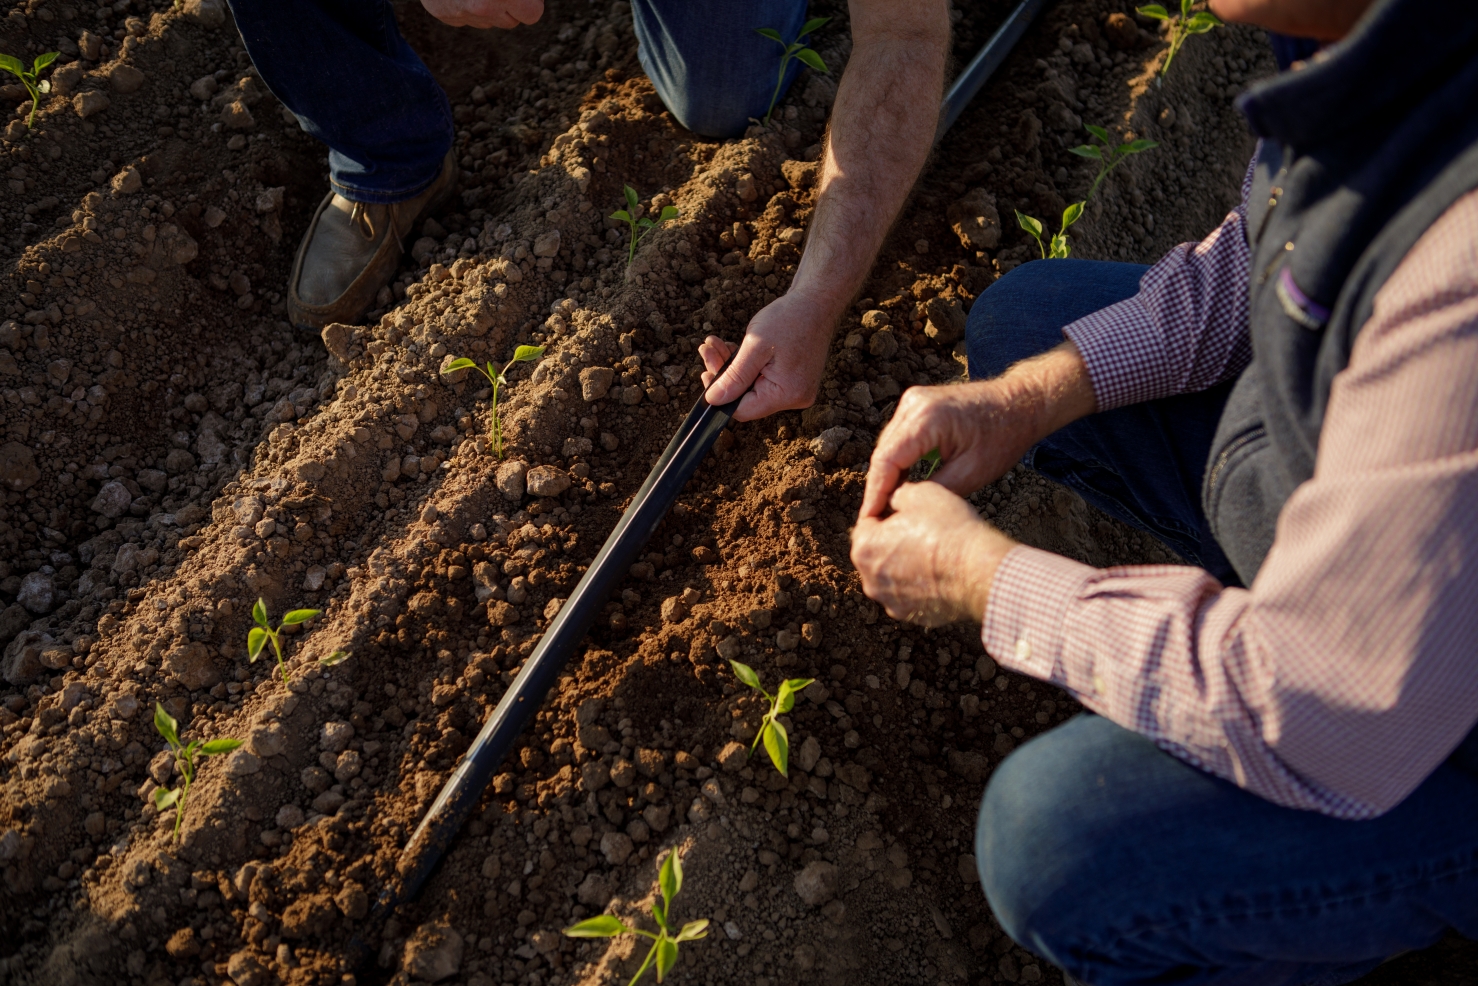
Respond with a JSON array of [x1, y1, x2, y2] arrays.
[[1237, 0, 1478, 145]]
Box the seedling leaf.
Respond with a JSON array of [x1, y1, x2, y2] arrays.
[[154, 787, 180, 811], [1016, 211, 1043, 238], [154, 702, 180, 748], [611, 209, 632, 222], [1136, 4, 1169, 18], [252, 598, 268, 626], [1062, 201, 1085, 228], [658, 205, 680, 222], [1186, 10, 1221, 31], [675, 919, 709, 942], [200, 738, 243, 755], [796, 48, 828, 73], [443, 357, 476, 372], [655, 938, 678, 981], [1068, 145, 1102, 159], [800, 16, 832, 36], [513, 344, 546, 362], [756, 27, 783, 41], [281, 608, 319, 626], [729, 660, 761, 690], [319, 650, 351, 668], [659, 849, 682, 904], [763, 718, 790, 776], [1124, 139, 1159, 154], [624, 184, 640, 210], [34, 51, 58, 71], [0, 54, 23, 74], [1085, 123, 1111, 143], [565, 915, 630, 937], [922, 448, 942, 478], [651, 900, 667, 928], [246, 627, 267, 660]]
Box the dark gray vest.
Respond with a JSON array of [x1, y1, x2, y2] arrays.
[[1203, 0, 1478, 583]]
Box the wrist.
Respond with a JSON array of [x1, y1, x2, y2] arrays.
[[953, 523, 1016, 624]]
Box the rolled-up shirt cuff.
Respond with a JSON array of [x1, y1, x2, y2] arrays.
[[1062, 295, 1168, 411]]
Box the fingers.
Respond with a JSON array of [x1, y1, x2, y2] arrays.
[[698, 336, 734, 387], [509, 0, 544, 24], [860, 395, 937, 519], [705, 333, 772, 408]]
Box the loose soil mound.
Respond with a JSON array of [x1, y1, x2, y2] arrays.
[[3, 2, 1471, 986]]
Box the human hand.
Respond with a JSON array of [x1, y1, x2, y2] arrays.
[[420, 0, 543, 29], [850, 481, 1014, 627], [700, 289, 836, 421], [859, 380, 1039, 520]]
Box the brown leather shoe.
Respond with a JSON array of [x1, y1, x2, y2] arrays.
[[286, 150, 458, 329]]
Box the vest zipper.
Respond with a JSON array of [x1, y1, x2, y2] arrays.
[[1207, 425, 1268, 494]]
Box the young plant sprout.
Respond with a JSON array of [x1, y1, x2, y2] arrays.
[[247, 598, 343, 684], [441, 344, 547, 459], [1016, 125, 1158, 259], [922, 448, 942, 478], [0, 51, 58, 129], [1136, 0, 1223, 82], [564, 849, 708, 986], [729, 660, 814, 776], [152, 702, 242, 842], [610, 185, 680, 264], [756, 17, 830, 125]]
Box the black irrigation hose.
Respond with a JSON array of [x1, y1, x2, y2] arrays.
[[936, 0, 1055, 143], [348, 385, 743, 969]]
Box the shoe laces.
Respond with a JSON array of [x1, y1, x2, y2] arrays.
[[349, 201, 377, 240]]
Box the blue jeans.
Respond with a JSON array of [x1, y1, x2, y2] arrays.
[[228, 0, 808, 203], [967, 260, 1478, 984], [977, 715, 1478, 986], [966, 259, 1240, 584]]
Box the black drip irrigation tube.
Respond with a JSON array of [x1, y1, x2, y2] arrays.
[[348, 387, 742, 968], [936, 0, 1054, 144], [348, 1, 1052, 967]]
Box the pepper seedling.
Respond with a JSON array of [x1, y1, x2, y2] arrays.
[[729, 660, 814, 776], [921, 449, 942, 478], [247, 598, 341, 684], [565, 849, 708, 986], [441, 345, 546, 459], [611, 185, 680, 265], [1136, 0, 1223, 83], [152, 702, 242, 842], [0, 51, 58, 129], [756, 17, 830, 125], [1016, 125, 1158, 259]]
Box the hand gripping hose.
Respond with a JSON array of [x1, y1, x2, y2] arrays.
[[348, 386, 743, 968], [936, 0, 1054, 143]]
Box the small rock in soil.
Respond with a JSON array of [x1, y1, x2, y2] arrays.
[[579, 366, 614, 401], [525, 464, 570, 497], [600, 831, 633, 865], [17, 572, 55, 615], [403, 923, 464, 983], [794, 860, 839, 906], [0, 441, 39, 491], [226, 950, 269, 986], [495, 460, 528, 500]]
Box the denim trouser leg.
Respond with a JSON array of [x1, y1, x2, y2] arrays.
[[977, 715, 1478, 986], [633, 0, 812, 137], [227, 0, 453, 203], [965, 259, 1239, 584]]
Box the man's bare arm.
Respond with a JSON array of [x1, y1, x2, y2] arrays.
[[702, 0, 951, 420]]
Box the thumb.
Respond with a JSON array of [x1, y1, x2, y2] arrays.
[[705, 334, 772, 407]]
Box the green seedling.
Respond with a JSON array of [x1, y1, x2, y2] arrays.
[[152, 702, 242, 842], [564, 849, 708, 986], [246, 598, 340, 684], [1016, 125, 1158, 259], [756, 17, 830, 126], [611, 185, 680, 264], [1136, 0, 1223, 82], [922, 449, 942, 478], [729, 660, 814, 776], [441, 344, 547, 459], [0, 51, 59, 129]]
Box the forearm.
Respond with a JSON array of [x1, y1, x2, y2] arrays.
[[790, 0, 950, 315], [992, 340, 1099, 442]]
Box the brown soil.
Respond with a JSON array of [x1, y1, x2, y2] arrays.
[[2, 2, 1472, 986]]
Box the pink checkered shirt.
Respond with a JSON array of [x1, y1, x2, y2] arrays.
[[982, 158, 1478, 819]]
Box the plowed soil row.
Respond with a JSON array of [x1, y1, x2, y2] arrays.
[[4, 2, 1469, 986]]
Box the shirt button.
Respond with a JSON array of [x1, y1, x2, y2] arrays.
[[1015, 638, 1032, 662]]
